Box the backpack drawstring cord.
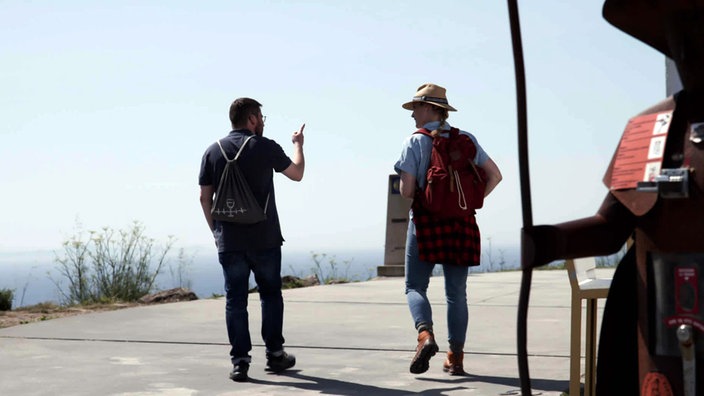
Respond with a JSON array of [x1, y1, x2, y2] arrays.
[[454, 169, 468, 210]]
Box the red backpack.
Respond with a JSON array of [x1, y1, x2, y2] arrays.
[[413, 127, 487, 218]]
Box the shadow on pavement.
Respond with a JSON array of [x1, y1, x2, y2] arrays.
[[247, 370, 472, 395], [417, 373, 568, 394]]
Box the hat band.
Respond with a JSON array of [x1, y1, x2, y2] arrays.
[[413, 95, 449, 105]]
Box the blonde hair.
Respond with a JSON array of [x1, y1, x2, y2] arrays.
[[430, 106, 450, 134]]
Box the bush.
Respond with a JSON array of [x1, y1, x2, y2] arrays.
[[310, 252, 352, 284], [0, 288, 14, 311], [53, 221, 174, 305], [167, 248, 193, 290]]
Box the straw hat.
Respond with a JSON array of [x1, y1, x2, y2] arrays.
[[603, 0, 704, 59], [402, 83, 457, 112]]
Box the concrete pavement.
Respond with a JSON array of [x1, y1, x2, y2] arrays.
[[0, 268, 614, 395]]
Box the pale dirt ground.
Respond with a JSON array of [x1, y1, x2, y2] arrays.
[[0, 302, 138, 329], [0, 276, 322, 329]]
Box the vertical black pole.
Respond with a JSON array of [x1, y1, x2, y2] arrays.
[[506, 1, 534, 395]]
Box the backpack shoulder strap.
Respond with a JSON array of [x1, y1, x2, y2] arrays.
[[413, 128, 434, 138], [215, 135, 256, 163], [415, 127, 462, 139], [235, 135, 256, 160], [215, 139, 233, 162]]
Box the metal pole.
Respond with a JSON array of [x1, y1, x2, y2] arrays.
[[507, 1, 534, 395]]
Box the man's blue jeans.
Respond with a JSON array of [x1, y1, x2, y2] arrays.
[[405, 221, 469, 352], [219, 247, 285, 364]]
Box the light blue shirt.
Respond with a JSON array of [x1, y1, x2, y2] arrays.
[[394, 121, 489, 189]]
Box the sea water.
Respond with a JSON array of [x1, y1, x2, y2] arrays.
[[0, 245, 521, 308]]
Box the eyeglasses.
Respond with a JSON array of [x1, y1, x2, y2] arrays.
[[262, 115, 267, 122]]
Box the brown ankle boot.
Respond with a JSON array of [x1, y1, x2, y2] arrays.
[[443, 350, 466, 375], [409, 330, 439, 374]]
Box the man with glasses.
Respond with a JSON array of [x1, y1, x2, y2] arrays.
[[199, 97, 305, 382]]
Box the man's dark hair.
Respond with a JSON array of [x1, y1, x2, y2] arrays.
[[229, 98, 262, 128]]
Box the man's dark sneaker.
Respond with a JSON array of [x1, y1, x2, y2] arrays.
[[229, 362, 249, 382], [265, 351, 296, 373]]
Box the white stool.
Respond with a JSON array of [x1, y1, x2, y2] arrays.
[[565, 257, 612, 396]]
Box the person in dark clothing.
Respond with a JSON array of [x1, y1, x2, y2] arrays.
[[199, 97, 305, 382], [522, 2, 704, 393]]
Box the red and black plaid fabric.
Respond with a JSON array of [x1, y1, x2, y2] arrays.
[[411, 205, 481, 267]]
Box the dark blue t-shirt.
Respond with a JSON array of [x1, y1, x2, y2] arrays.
[[199, 129, 292, 252]]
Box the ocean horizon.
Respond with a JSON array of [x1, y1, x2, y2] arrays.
[[0, 245, 521, 308]]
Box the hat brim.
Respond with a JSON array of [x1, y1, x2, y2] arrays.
[[603, 0, 704, 59], [401, 100, 457, 112], [602, 0, 670, 58]]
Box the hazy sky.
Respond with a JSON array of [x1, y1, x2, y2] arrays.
[[1, 1, 666, 261]]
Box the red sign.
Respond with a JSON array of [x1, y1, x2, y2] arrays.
[[610, 111, 673, 190]]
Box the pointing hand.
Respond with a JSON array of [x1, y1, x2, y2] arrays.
[[292, 123, 305, 145]]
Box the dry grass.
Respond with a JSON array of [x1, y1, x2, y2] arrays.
[[0, 301, 138, 329]]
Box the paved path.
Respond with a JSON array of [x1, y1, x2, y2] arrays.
[[0, 269, 614, 395]]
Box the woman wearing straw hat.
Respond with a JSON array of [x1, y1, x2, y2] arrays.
[[394, 83, 503, 376]]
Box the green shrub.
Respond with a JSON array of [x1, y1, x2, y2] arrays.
[[0, 288, 14, 311], [310, 252, 353, 284], [53, 221, 174, 305]]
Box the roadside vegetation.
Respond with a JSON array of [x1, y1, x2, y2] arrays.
[[0, 288, 13, 311], [482, 237, 507, 272], [1, 221, 192, 327], [2, 220, 371, 326], [279, 251, 371, 290], [310, 251, 357, 284], [51, 221, 176, 305]]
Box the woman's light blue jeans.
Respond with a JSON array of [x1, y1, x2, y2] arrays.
[[405, 221, 469, 352]]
